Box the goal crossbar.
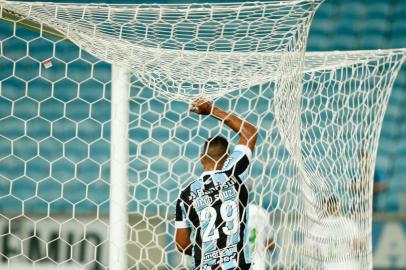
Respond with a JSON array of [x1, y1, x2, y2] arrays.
[[0, 1, 405, 270]]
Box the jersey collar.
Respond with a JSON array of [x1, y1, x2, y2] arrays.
[[200, 170, 222, 184], [200, 170, 220, 178]]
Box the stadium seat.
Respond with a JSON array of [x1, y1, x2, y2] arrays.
[[331, 33, 358, 50], [358, 19, 389, 36], [385, 195, 399, 212], [0, 196, 22, 213], [388, 87, 406, 106], [313, 1, 334, 20], [358, 34, 387, 50], [393, 3, 406, 20], [338, 2, 365, 19], [397, 141, 406, 158], [310, 22, 331, 37], [390, 21, 406, 48], [390, 175, 406, 197], [63, 183, 87, 204], [389, 35, 406, 49], [307, 34, 331, 51], [334, 19, 358, 36], [0, 21, 13, 41], [366, 2, 392, 20], [55, 40, 80, 62], [392, 19, 406, 34]]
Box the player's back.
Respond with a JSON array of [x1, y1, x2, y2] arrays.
[[308, 216, 360, 270], [248, 204, 272, 270], [175, 145, 253, 270]]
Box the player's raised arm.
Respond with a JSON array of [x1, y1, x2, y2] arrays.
[[190, 98, 257, 151]]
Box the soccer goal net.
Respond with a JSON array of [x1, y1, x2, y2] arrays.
[[0, 0, 405, 270]]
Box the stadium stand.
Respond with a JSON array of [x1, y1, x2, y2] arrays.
[[0, 0, 405, 215]]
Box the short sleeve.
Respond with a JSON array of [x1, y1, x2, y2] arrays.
[[264, 215, 273, 239], [175, 197, 192, 229], [222, 144, 252, 177]]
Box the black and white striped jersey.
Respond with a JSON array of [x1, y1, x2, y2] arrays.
[[175, 145, 252, 270]]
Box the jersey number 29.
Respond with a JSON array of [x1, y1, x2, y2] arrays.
[[200, 200, 239, 242]]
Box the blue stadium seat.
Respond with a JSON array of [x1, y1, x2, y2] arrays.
[[0, 21, 13, 41], [389, 35, 406, 49], [385, 194, 399, 212], [339, 2, 365, 19], [358, 34, 387, 50], [334, 19, 358, 36], [74, 200, 98, 214], [390, 21, 406, 48], [392, 155, 406, 181], [387, 87, 405, 107], [314, 1, 334, 20], [0, 196, 22, 213], [394, 3, 406, 20], [331, 33, 358, 50], [366, 2, 392, 20], [55, 40, 80, 62], [310, 19, 331, 35], [63, 182, 87, 204], [358, 19, 389, 36], [397, 141, 406, 158], [392, 19, 406, 34]]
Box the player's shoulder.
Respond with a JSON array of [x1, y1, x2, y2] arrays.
[[221, 144, 253, 172], [343, 217, 360, 232], [232, 144, 252, 159], [249, 204, 266, 213], [178, 178, 203, 202], [249, 204, 269, 219], [178, 182, 193, 200]]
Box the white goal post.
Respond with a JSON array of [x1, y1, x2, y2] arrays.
[[0, 1, 405, 270], [110, 66, 131, 270]]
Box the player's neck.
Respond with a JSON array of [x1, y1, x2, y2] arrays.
[[203, 163, 217, 172]]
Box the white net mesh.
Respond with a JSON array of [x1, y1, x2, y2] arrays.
[[299, 50, 405, 270], [1, 0, 322, 100], [0, 1, 405, 270]]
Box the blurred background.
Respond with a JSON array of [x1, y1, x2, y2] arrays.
[[0, 0, 405, 269]]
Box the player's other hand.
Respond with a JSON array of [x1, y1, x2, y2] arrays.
[[190, 98, 212, 115]]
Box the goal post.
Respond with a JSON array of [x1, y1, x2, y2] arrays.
[[110, 65, 131, 270], [0, 1, 405, 270]]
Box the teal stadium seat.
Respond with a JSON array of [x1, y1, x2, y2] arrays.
[[313, 1, 334, 20], [339, 2, 365, 19], [366, 2, 392, 20], [330, 17, 359, 50], [332, 32, 358, 50], [359, 19, 389, 36], [394, 2, 406, 20], [0, 196, 23, 213], [358, 34, 387, 50], [390, 21, 406, 48], [311, 19, 333, 37]]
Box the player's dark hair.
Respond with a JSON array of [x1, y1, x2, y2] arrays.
[[323, 195, 339, 213], [325, 196, 338, 206], [203, 136, 229, 162]]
